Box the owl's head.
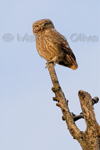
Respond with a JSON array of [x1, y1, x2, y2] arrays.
[[33, 19, 55, 36]]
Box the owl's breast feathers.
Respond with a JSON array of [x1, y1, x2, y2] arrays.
[[36, 28, 78, 70]]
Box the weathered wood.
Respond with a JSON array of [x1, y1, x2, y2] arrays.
[[47, 62, 100, 150]]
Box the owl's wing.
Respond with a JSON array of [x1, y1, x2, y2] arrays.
[[49, 29, 75, 58], [52, 29, 78, 69], [45, 29, 78, 69]]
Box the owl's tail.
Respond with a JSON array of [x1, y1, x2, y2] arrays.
[[66, 54, 78, 70], [59, 54, 78, 70]]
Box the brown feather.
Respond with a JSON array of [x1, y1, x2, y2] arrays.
[[33, 19, 78, 70]]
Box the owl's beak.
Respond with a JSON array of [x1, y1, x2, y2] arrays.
[[41, 26, 44, 31]]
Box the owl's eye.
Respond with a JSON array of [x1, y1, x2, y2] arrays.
[[44, 22, 50, 27], [35, 25, 39, 28]]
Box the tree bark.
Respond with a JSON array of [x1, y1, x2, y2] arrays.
[[47, 63, 100, 150]]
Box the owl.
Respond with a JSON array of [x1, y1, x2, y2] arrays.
[[32, 19, 78, 70]]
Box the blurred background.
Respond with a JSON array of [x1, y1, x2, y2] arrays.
[[0, 0, 99, 150]]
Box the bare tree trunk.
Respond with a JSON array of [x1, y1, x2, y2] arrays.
[[47, 63, 100, 150]]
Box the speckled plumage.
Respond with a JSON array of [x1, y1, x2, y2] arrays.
[[33, 19, 78, 70]]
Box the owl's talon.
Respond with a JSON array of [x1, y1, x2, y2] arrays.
[[48, 61, 55, 65], [47, 56, 58, 67], [45, 64, 47, 69], [45, 62, 49, 69], [45, 61, 55, 68]]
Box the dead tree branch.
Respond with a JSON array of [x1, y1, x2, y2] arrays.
[[72, 97, 99, 122], [47, 62, 100, 150]]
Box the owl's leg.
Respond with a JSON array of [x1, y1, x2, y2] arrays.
[[46, 56, 58, 68]]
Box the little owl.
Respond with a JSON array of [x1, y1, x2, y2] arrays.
[[33, 19, 78, 70]]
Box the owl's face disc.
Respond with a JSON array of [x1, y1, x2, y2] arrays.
[[32, 19, 54, 36]]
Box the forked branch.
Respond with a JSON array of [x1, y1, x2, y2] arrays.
[[47, 62, 100, 150]]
